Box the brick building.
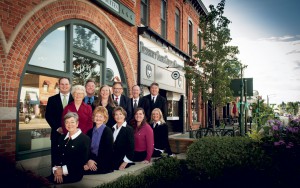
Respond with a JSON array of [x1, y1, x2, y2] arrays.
[[0, 0, 207, 166]]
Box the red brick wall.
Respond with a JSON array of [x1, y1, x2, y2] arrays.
[[0, 0, 138, 159]]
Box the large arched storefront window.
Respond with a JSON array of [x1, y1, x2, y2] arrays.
[[17, 20, 127, 160]]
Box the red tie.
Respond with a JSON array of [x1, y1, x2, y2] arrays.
[[115, 97, 118, 102]]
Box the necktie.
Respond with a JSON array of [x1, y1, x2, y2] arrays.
[[62, 95, 67, 108], [152, 97, 155, 104], [115, 97, 118, 104], [87, 97, 91, 105], [133, 99, 138, 110]]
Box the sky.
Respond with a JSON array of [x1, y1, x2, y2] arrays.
[[201, 0, 300, 105]]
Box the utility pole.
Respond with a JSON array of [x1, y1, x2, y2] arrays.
[[239, 64, 248, 136]]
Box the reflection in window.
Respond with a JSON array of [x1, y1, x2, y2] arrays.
[[106, 47, 121, 83], [72, 54, 101, 85], [29, 27, 65, 71], [167, 101, 179, 117], [73, 25, 101, 55], [18, 73, 58, 152]]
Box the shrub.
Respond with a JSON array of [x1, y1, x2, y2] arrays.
[[97, 157, 198, 188], [186, 137, 269, 179]]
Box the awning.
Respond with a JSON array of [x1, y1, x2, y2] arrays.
[[26, 91, 40, 105]]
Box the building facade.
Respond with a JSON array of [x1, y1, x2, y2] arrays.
[[0, 0, 207, 162]]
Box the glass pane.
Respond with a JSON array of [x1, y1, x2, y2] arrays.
[[18, 73, 59, 152], [29, 27, 65, 71], [73, 25, 101, 56], [73, 54, 101, 85], [106, 47, 121, 83], [167, 101, 179, 117]]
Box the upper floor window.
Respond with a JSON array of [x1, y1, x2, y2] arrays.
[[198, 29, 202, 52], [161, 0, 167, 38], [175, 8, 180, 48], [140, 0, 148, 25], [188, 20, 193, 56]]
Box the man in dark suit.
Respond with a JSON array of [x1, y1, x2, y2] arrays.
[[45, 77, 73, 167], [144, 82, 168, 121], [131, 85, 150, 121], [112, 82, 132, 122], [83, 79, 98, 111]]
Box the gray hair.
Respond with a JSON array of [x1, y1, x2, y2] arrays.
[[64, 112, 79, 123], [71, 85, 87, 97]]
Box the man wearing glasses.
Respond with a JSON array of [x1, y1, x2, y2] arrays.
[[112, 82, 132, 122]]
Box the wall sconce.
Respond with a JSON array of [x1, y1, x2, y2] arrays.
[[191, 99, 195, 109]]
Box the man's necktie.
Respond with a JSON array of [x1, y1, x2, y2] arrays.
[[115, 97, 118, 105], [134, 99, 138, 110], [152, 97, 155, 104], [87, 97, 91, 105], [62, 95, 67, 108]]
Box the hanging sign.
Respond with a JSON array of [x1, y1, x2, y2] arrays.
[[171, 71, 180, 80]]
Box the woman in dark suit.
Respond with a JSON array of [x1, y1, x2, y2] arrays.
[[112, 107, 134, 170], [150, 108, 172, 157], [84, 106, 114, 174], [95, 85, 117, 129], [52, 112, 90, 184]]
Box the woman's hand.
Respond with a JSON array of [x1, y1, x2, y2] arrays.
[[54, 166, 63, 183], [87, 159, 98, 171], [142, 160, 150, 164], [119, 162, 128, 170]]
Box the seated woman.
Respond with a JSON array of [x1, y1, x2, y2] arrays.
[[112, 107, 135, 170], [51, 112, 90, 184], [150, 108, 172, 157], [84, 106, 114, 174], [130, 107, 154, 163]]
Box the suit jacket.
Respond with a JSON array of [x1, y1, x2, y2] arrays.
[[86, 126, 114, 174], [83, 96, 98, 111], [53, 132, 90, 183], [151, 122, 172, 155], [45, 93, 74, 141], [112, 125, 134, 170], [112, 94, 132, 122], [144, 94, 168, 121], [130, 97, 151, 121]]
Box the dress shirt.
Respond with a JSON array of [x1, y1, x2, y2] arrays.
[[112, 122, 132, 163], [84, 96, 95, 104], [151, 95, 157, 103], [91, 125, 106, 156], [60, 93, 70, 104]]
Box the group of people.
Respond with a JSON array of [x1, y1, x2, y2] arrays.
[[45, 77, 172, 184]]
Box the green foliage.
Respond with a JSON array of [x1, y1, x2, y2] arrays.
[[97, 157, 194, 188], [186, 137, 268, 178]]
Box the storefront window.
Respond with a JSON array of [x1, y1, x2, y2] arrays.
[[18, 73, 58, 152], [29, 27, 66, 71], [73, 25, 101, 56], [167, 100, 179, 117]]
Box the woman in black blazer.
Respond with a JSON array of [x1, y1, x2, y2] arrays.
[[51, 112, 90, 184], [84, 106, 114, 174], [112, 107, 135, 170], [150, 108, 172, 157]]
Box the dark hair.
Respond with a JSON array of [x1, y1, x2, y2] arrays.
[[113, 106, 127, 119], [150, 82, 159, 88], [59, 77, 71, 84], [95, 85, 116, 107], [130, 107, 147, 131], [113, 82, 123, 87], [85, 79, 96, 86]]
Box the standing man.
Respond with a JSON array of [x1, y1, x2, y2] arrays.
[[83, 79, 98, 111], [45, 77, 73, 166], [131, 85, 150, 120], [112, 82, 132, 122], [144, 82, 168, 121]]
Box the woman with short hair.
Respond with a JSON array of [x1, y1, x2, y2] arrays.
[[62, 85, 93, 134]]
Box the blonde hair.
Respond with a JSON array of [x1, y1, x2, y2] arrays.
[[93, 106, 109, 124], [150, 108, 165, 124]]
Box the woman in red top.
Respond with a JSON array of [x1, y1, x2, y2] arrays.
[[62, 85, 93, 134], [130, 107, 154, 163]]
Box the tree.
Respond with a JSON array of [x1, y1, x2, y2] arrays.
[[185, 0, 240, 130], [286, 102, 299, 116]]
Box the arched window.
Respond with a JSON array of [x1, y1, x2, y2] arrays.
[[17, 20, 127, 159]]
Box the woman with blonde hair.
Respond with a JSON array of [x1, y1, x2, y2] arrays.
[[95, 85, 117, 129], [150, 108, 172, 157], [62, 85, 93, 134]]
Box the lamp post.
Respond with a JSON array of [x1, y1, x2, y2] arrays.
[[239, 64, 248, 136]]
